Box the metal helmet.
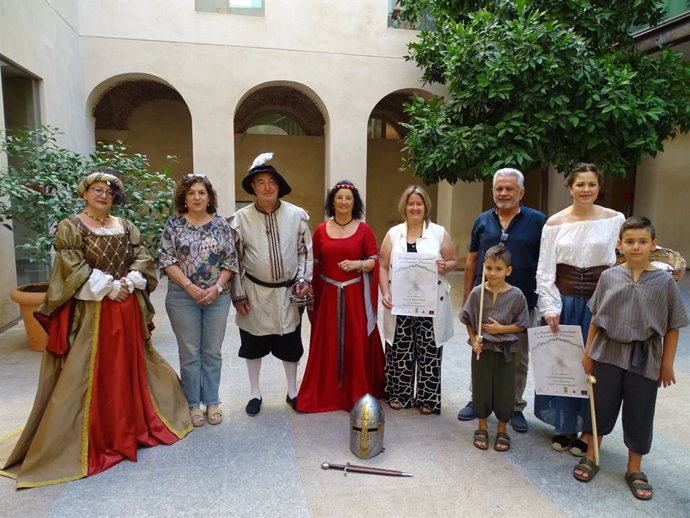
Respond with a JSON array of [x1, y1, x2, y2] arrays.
[[289, 278, 314, 307], [350, 393, 385, 459]]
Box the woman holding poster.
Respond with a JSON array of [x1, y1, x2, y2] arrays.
[[534, 163, 624, 456], [379, 186, 456, 414]]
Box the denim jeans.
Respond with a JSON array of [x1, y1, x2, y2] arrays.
[[165, 283, 231, 408]]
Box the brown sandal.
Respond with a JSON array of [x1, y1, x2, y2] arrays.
[[419, 405, 433, 415], [388, 401, 402, 410]]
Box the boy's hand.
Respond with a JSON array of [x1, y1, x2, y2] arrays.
[[582, 354, 594, 374], [481, 318, 503, 335], [471, 339, 483, 354], [658, 365, 676, 388]]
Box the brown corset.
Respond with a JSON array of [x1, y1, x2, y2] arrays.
[[73, 217, 133, 279], [555, 264, 609, 298]]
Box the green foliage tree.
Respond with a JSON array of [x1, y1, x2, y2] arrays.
[[0, 126, 175, 265], [396, 0, 690, 183]]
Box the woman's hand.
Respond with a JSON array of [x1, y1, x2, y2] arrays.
[[114, 279, 130, 302], [582, 354, 594, 374], [199, 286, 220, 305], [338, 259, 361, 273], [544, 313, 560, 334], [381, 293, 393, 310], [435, 258, 447, 273], [186, 283, 206, 304]]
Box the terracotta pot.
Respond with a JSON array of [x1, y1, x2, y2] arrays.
[[9, 283, 49, 352]]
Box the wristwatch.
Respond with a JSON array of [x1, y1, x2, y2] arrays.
[[215, 284, 224, 294]]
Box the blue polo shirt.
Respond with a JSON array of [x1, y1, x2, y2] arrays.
[[469, 205, 546, 309]]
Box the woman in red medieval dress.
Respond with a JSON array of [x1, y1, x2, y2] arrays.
[[296, 180, 384, 413], [0, 169, 192, 488]]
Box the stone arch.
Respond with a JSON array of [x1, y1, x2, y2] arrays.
[[365, 89, 437, 244], [233, 82, 328, 226], [88, 74, 193, 179]]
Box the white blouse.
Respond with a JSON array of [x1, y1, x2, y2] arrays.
[[536, 212, 624, 317]]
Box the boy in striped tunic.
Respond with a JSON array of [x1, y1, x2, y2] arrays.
[[573, 216, 688, 501]]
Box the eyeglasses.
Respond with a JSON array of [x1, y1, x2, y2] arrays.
[[500, 230, 509, 242], [90, 186, 115, 198], [184, 173, 207, 180]]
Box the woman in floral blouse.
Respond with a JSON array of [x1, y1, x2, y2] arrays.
[[159, 174, 238, 427]]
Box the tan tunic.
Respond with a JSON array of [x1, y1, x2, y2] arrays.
[[229, 201, 313, 336]]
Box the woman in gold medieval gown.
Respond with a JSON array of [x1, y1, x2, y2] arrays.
[[0, 169, 191, 488]]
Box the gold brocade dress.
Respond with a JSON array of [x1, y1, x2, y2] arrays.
[[0, 217, 192, 488]]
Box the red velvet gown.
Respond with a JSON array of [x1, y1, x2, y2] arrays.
[[297, 222, 384, 412]]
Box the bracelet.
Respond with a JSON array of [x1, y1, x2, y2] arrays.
[[359, 260, 364, 272], [183, 280, 192, 289]]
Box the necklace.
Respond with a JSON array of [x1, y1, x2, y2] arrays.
[[333, 217, 353, 228], [84, 211, 109, 226]]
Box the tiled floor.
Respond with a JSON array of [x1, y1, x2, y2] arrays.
[[1, 272, 688, 517]]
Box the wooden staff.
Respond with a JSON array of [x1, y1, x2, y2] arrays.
[[476, 265, 486, 360], [587, 374, 600, 466], [321, 462, 413, 477]]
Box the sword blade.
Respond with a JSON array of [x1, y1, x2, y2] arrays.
[[321, 462, 413, 477]]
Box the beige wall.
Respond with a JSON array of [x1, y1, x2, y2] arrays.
[[635, 131, 690, 261], [0, 0, 90, 327], [95, 99, 194, 180], [0, 76, 18, 325], [366, 139, 437, 246]]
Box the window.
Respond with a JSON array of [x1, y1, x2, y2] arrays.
[[246, 113, 305, 136], [387, 0, 433, 30], [195, 0, 264, 16], [367, 117, 401, 140]]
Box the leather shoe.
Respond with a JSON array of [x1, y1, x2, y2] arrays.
[[457, 401, 476, 421], [286, 394, 298, 411], [510, 411, 528, 433], [245, 397, 262, 416]]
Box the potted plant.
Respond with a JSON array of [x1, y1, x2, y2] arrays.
[[0, 126, 175, 350]]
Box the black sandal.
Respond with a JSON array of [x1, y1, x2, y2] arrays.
[[473, 429, 489, 450], [573, 457, 599, 482], [625, 471, 653, 500], [551, 434, 571, 452]]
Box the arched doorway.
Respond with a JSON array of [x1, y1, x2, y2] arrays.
[[90, 77, 193, 181], [365, 90, 437, 245], [234, 84, 327, 227]]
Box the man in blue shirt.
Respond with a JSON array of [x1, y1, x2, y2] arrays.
[[458, 168, 546, 432]]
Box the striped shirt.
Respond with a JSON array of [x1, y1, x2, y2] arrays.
[[460, 285, 530, 353], [588, 265, 689, 380]]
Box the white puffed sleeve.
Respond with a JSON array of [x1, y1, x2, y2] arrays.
[[75, 269, 116, 301], [126, 270, 147, 291], [535, 225, 562, 317]]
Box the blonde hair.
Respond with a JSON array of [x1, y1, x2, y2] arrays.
[[398, 185, 432, 226]]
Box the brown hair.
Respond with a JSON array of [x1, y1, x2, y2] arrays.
[[619, 216, 656, 240], [484, 243, 511, 267], [173, 174, 218, 214], [566, 163, 603, 188]]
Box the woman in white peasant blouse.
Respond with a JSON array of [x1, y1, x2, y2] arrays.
[[534, 163, 624, 457]]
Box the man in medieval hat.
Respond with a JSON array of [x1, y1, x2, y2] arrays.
[[229, 153, 313, 416]]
